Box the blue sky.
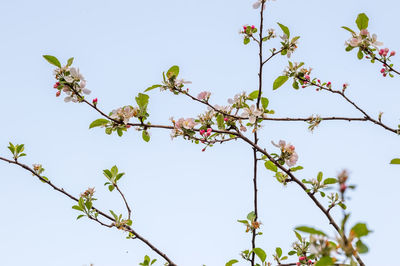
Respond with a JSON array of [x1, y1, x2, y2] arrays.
[[0, 0, 399, 265]]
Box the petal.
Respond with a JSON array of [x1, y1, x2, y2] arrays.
[[252, 1, 261, 9]]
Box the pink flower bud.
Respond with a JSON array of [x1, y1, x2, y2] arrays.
[[126, 125, 131, 129], [340, 183, 347, 193], [380, 68, 385, 73], [251, 25, 255, 29], [53, 82, 60, 89], [383, 73, 387, 77], [317, 79, 321, 83], [56, 90, 61, 97], [299, 256, 306, 261], [385, 48, 389, 52], [202, 147, 206, 152], [379, 49, 384, 56], [199, 129, 205, 135], [390, 51, 396, 56], [296, 263, 300, 266], [224, 117, 229, 122], [243, 26, 247, 30], [360, 29, 369, 36], [93, 98, 98, 105], [207, 128, 212, 134], [305, 75, 310, 80]]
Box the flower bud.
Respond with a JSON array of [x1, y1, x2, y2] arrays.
[[92, 98, 98, 106], [390, 51, 396, 56]]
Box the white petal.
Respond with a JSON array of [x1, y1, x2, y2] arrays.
[[252, 1, 261, 9], [82, 88, 91, 95], [64, 96, 72, 102]]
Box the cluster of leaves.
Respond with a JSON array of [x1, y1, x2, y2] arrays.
[[72, 189, 98, 220], [139, 255, 157, 266], [103, 165, 125, 192], [7, 142, 26, 160]]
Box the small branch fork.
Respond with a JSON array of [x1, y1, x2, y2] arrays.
[[0, 156, 177, 266], [299, 77, 399, 134]]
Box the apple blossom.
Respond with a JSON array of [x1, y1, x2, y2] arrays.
[[197, 91, 211, 101], [242, 105, 263, 124]]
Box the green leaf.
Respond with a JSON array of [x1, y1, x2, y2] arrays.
[[105, 127, 112, 135], [264, 161, 278, 172], [116, 172, 125, 181], [237, 219, 249, 225], [66, 57, 74, 67], [273, 76, 289, 90], [290, 166, 303, 172], [356, 240, 369, 254], [135, 93, 150, 111], [108, 185, 115, 192], [323, 178, 337, 185], [109, 210, 118, 220], [288, 250, 296, 256], [216, 114, 225, 130], [294, 231, 302, 241], [295, 226, 327, 236], [292, 80, 299, 90], [253, 247, 266, 262], [117, 128, 123, 137], [103, 169, 112, 179], [43, 55, 61, 68], [225, 259, 239, 266], [390, 158, 400, 164], [341, 26, 356, 35], [317, 172, 323, 182], [16, 144, 24, 154], [356, 13, 369, 30], [357, 48, 364, 60], [244, 37, 250, 45], [142, 130, 150, 142], [248, 90, 259, 100], [275, 247, 282, 258], [277, 23, 290, 37], [315, 256, 334, 266], [247, 211, 256, 221], [111, 165, 118, 176], [166, 65, 179, 79], [72, 205, 84, 212], [351, 223, 371, 238], [76, 214, 85, 220], [89, 119, 109, 129], [261, 97, 269, 109], [144, 84, 162, 92]]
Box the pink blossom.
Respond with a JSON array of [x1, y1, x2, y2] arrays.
[[197, 91, 211, 101], [390, 51, 396, 56], [224, 117, 229, 122], [199, 129, 205, 135], [360, 29, 369, 36]]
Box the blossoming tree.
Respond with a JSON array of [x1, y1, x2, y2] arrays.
[[1, 0, 399, 265]]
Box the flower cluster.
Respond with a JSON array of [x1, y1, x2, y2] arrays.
[[296, 256, 313, 266], [272, 140, 298, 167], [53, 67, 91, 103], [110, 106, 138, 124], [32, 163, 45, 175], [378, 48, 396, 77], [241, 105, 264, 124], [80, 187, 96, 199], [199, 128, 212, 138], [280, 34, 299, 58], [170, 117, 197, 139], [197, 91, 211, 101], [345, 29, 383, 50]]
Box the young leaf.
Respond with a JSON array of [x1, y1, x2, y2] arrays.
[[351, 223, 371, 238], [341, 26, 356, 35], [290, 166, 303, 172], [356, 13, 369, 30], [277, 23, 290, 37], [89, 119, 109, 129], [323, 178, 337, 185], [142, 130, 150, 142], [294, 231, 302, 242], [295, 226, 327, 236], [247, 211, 256, 221], [317, 172, 323, 182], [357, 48, 364, 60], [244, 37, 250, 45], [225, 259, 239, 266], [135, 93, 150, 111], [43, 55, 61, 68], [144, 84, 162, 92], [261, 97, 269, 109], [66, 57, 74, 67], [315, 256, 334, 266], [275, 247, 282, 258], [265, 161, 278, 172], [248, 90, 259, 100], [273, 76, 289, 90], [166, 65, 179, 79], [390, 158, 400, 164], [356, 240, 369, 254], [253, 247, 267, 262]]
